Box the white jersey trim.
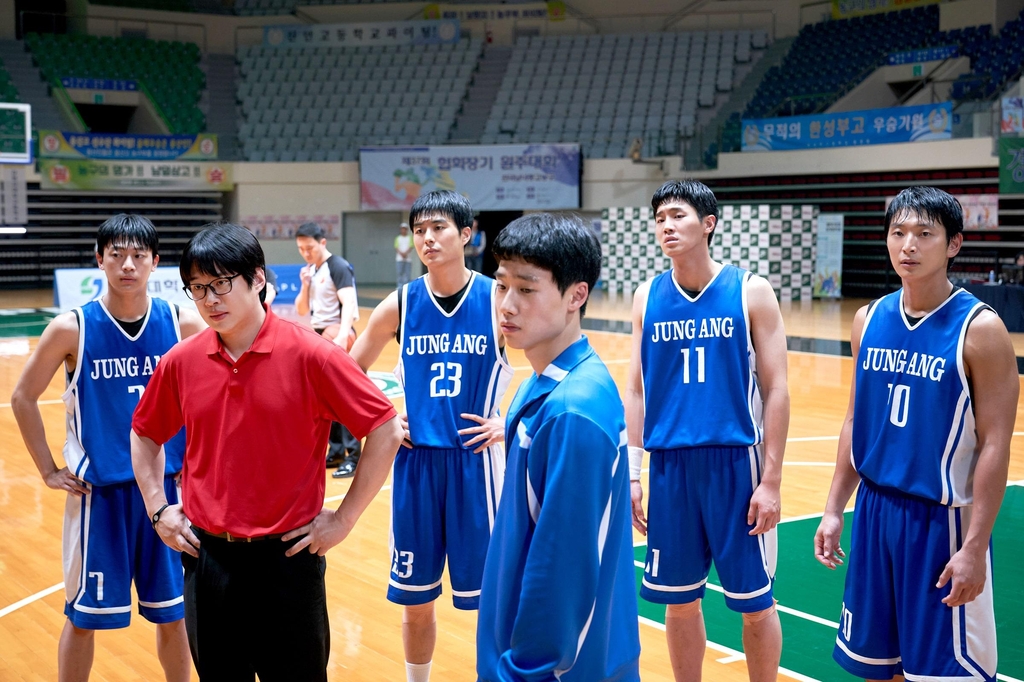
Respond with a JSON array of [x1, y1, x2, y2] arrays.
[[948, 506, 997, 679], [897, 287, 965, 333], [835, 636, 901, 665], [98, 296, 153, 342], [641, 576, 708, 592], [388, 577, 443, 592], [742, 272, 764, 445], [669, 263, 726, 303], [424, 270, 476, 318], [138, 596, 185, 609]]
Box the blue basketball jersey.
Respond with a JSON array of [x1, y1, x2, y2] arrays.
[[640, 264, 763, 450], [853, 288, 989, 506], [63, 297, 185, 486], [396, 273, 513, 448]]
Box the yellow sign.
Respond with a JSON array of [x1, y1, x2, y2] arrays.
[[831, 0, 940, 20], [547, 1, 567, 21]]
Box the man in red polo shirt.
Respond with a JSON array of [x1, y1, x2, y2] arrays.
[[130, 223, 403, 681]]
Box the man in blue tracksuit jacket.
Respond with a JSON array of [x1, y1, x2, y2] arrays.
[[477, 212, 641, 682]]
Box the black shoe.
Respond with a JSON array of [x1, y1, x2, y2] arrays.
[[326, 451, 345, 468], [332, 458, 358, 478]]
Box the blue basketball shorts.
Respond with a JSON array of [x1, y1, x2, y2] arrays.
[[833, 481, 997, 681], [387, 445, 504, 610], [63, 476, 185, 630], [640, 445, 777, 613]]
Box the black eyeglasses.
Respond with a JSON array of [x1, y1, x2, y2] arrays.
[[183, 274, 241, 301]]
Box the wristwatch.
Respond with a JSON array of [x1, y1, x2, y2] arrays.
[[151, 503, 171, 529]]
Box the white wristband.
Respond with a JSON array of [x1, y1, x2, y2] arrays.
[[628, 446, 644, 481]]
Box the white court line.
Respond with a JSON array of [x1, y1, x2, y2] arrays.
[[0, 582, 64, 619], [639, 616, 821, 682], [999, 674, 1024, 682], [633, 560, 840, 629], [0, 398, 62, 409], [324, 483, 390, 504]]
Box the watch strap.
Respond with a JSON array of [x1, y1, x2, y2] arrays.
[[151, 503, 171, 529]]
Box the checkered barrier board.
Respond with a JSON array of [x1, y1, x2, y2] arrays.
[[599, 203, 819, 302]]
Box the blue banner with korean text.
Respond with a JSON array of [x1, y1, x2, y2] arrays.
[[360, 144, 581, 211], [264, 19, 459, 49], [741, 102, 952, 152], [60, 78, 138, 91], [888, 45, 958, 65]]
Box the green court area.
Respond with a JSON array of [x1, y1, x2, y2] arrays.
[[633, 484, 1024, 682], [0, 309, 56, 339]]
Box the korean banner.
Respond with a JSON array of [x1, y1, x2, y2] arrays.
[[813, 214, 843, 299], [742, 103, 952, 152], [888, 45, 957, 66], [53, 266, 196, 312], [39, 130, 218, 161], [1002, 97, 1024, 134], [423, 3, 555, 22], [244, 214, 340, 240], [60, 78, 138, 91], [360, 144, 581, 211], [39, 159, 232, 192], [885, 194, 999, 229], [264, 19, 459, 49], [999, 137, 1024, 195]]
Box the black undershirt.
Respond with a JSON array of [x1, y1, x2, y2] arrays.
[[903, 286, 960, 328], [73, 304, 180, 336], [396, 279, 471, 342]]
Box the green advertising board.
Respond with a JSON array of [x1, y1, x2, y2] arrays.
[[999, 137, 1024, 194], [39, 159, 232, 191]]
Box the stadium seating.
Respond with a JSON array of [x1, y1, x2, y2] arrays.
[[949, 9, 1024, 101], [745, 5, 940, 118], [236, 38, 482, 161], [235, 0, 423, 16], [0, 58, 20, 104], [92, 0, 195, 10], [480, 31, 764, 159], [23, 33, 205, 134]]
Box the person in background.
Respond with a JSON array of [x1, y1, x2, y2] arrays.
[[295, 221, 363, 478], [466, 218, 487, 273], [396, 222, 413, 289]]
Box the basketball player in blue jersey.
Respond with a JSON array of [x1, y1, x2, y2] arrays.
[[349, 190, 513, 682], [477, 213, 641, 682], [626, 180, 790, 682], [11, 214, 205, 682], [814, 187, 1017, 682]]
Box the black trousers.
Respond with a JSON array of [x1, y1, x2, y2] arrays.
[[315, 327, 361, 462], [182, 532, 329, 681], [328, 420, 361, 461]]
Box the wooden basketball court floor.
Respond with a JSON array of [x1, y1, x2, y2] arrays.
[[1, 292, 1022, 682]]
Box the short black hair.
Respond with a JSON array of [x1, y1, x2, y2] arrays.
[[180, 223, 267, 303], [409, 190, 474, 230], [651, 179, 720, 245], [492, 213, 601, 318], [884, 186, 964, 242], [96, 213, 159, 256], [295, 222, 325, 241]]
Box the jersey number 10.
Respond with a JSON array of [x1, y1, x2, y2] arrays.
[[886, 383, 910, 428]]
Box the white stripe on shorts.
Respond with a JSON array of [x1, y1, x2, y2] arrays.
[[389, 577, 443, 593], [641, 576, 707, 593]]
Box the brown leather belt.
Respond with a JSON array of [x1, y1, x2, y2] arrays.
[[192, 526, 287, 543]]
